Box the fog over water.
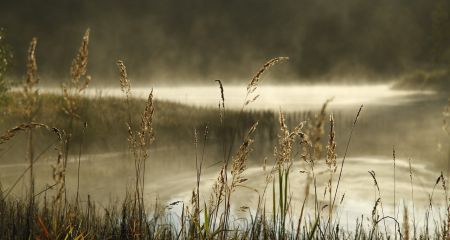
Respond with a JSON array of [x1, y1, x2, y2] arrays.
[[38, 84, 432, 111], [1, 0, 450, 83], [2, 84, 448, 225], [0, 0, 449, 232]]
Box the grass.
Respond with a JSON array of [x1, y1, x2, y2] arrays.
[[0, 33, 449, 239]]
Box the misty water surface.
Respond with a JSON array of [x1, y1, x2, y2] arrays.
[[41, 84, 431, 111], [1, 84, 448, 224]]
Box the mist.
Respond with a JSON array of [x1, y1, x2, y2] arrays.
[[1, 1, 450, 238], [1, 0, 449, 85]]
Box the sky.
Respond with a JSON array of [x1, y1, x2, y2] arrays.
[[1, 0, 449, 85]]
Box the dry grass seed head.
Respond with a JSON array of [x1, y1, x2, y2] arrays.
[[231, 121, 259, 190], [139, 89, 155, 146], [326, 114, 337, 171], [368, 170, 380, 193], [303, 98, 333, 161], [247, 57, 289, 94], [22, 37, 40, 119], [215, 80, 225, 123], [0, 123, 66, 204], [26, 37, 38, 88], [70, 28, 91, 90], [209, 165, 226, 210], [403, 204, 410, 240], [0, 122, 47, 144], [63, 29, 91, 119], [371, 198, 381, 221], [244, 57, 289, 107], [275, 111, 305, 166], [117, 60, 131, 95]]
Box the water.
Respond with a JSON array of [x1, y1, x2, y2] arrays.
[[2, 84, 448, 227], [40, 84, 432, 111]]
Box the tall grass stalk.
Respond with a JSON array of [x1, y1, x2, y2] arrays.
[[393, 146, 397, 240], [409, 158, 417, 239], [21, 37, 39, 237], [117, 59, 155, 235], [62, 29, 91, 204]]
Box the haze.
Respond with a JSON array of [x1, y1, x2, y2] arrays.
[[1, 0, 449, 86]]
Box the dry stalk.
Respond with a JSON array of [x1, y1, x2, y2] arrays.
[[305, 98, 333, 160], [22, 37, 39, 119], [0, 122, 65, 208], [244, 57, 289, 108], [59, 29, 91, 208], [326, 114, 337, 171], [221, 121, 258, 236], [230, 121, 259, 190], [215, 80, 225, 124], [116, 60, 155, 231], [408, 158, 417, 239], [403, 204, 409, 240], [326, 113, 337, 237], [21, 38, 40, 233], [0, 122, 45, 144], [368, 170, 388, 237], [209, 165, 226, 213], [275, 111, 305, 168], [62, 28, 91, 120]]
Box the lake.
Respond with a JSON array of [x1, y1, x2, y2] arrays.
[[2, 84, 448, 228]]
